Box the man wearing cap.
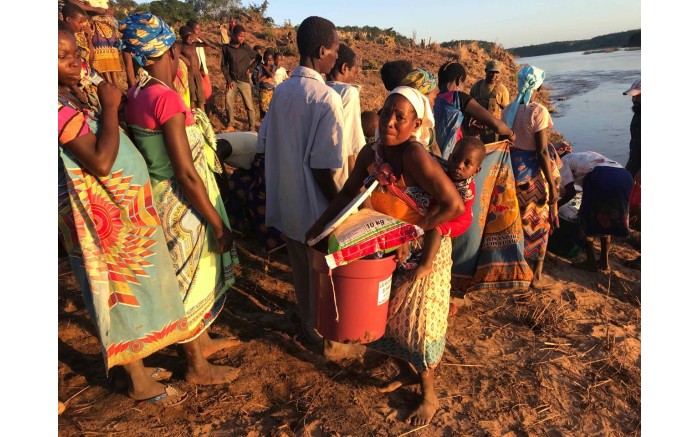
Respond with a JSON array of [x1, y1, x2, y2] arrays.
[[623, 79, 641, 180], [470, 60, 510, 143]]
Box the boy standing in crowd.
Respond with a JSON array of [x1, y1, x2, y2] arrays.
[[221, 25, 258, 132], [179, 26, 205, 111], [325, 43, 365, 189]]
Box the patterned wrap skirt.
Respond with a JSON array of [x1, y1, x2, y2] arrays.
[[579, 166, 633, 237], [510, 146, 561, 260], [129, 110, 239, 341], [91, 15, 123, 73], [367, 237, 453, 371], [259, 87, 273, 117], [59, 103, 190, 371], [228, 154, 286, 253], [451, 141, 533, 292]]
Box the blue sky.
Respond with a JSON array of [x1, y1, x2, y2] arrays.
[[136, 0, 641, 48]]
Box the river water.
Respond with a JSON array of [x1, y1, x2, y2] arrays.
[[516, 50, 641, 165]]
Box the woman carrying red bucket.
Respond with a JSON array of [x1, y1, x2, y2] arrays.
[[307, 86, 464, 427]]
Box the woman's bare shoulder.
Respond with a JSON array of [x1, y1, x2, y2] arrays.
[[404, 141, 433, 161]]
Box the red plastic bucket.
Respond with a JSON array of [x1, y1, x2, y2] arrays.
[[312, 250, 396, 344]]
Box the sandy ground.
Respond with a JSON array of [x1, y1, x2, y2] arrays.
[[58, 230, 640, 436], [58, 21, 640, 436]]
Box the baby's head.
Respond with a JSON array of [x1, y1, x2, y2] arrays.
[[361, 111, 379, 143], [62, 2, 89, 33], [447, 137, 486, 181]]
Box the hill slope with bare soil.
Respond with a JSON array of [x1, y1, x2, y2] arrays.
[[195, 20, 561, 142]]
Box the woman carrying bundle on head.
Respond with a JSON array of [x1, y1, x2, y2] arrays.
[[398, 68, 440, 154]]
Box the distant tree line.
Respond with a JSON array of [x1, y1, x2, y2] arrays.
[[111, 0, 274, 26], [440, 39, 497, 52], [507, 29, 641, 58], [335, 25, 412, 46]]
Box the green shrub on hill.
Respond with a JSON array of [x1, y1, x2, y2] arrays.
[[148, 0, 196, 24], [336, 25, 411, 46], [441, 39, 497, 53]]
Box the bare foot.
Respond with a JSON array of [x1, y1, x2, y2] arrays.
[[529, 276, 556, 290], [323, 340, 365, 361], [407, 397, 439, 426], [199, 333, 241, 358], [378, 367, 420, 393], [185, 363, 240, 385]]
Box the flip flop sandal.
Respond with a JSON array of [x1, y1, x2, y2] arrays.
[[140, 385, 188, 408], [149, 367, 173, 381]]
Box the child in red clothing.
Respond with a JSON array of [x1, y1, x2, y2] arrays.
[[409, 137, 486, 281]]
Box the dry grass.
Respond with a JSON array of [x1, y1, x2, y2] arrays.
[[458, 43, 470, 63], [512, 290, 573, 335]]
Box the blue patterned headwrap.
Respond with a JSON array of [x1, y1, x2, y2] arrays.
[[504, 65, 546, 128], [118, 12, 175, 67]]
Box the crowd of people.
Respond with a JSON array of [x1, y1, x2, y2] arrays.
[[58, 3, 641, 426]]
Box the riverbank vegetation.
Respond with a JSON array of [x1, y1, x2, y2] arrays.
[[510, 29, 641, 57]]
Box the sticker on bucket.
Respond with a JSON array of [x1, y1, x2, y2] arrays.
[[378, 276, 392, 306]]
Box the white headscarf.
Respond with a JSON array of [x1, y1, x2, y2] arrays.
[[387, 86, 435, 147]]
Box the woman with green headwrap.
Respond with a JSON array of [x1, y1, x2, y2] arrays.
[[120, 12, 241, 385], [503, 65, 561, 290]]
